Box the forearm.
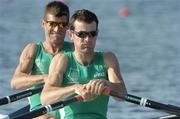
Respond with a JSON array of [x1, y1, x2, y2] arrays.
[[41, 84, 77, 105], [107, 82, 127, 94], [11, 74, 45, 90], [106, 81, 127, 101]]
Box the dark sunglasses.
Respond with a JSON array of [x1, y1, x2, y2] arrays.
[[72, 30, 98, 38], [45, 20, 68, 29]]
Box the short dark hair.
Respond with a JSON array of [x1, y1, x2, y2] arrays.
[[44, 1, 69, 21], [69, 9, 99, 31]]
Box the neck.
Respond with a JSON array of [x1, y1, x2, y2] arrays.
[[74, 51, 94, 66], [43, 41, 63, 55]]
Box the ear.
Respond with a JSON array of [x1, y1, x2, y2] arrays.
[[40, 19, 45, 28], [66, 30, 74, 42]]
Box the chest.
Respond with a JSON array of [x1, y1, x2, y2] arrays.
[[32, 52, 53, 74], [63, 63, 108, 85]]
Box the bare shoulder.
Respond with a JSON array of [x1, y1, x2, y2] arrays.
[[14, 43, 37, 74], [50, 53, 68, 72], [103, 51, 117, 59], [103, 52, 118, 64], [52, 53, 67, 63], [21, 43, 37, 59]]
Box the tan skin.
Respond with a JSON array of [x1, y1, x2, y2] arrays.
[[41, 20, 127, 106], [10, 13, 69, 119]]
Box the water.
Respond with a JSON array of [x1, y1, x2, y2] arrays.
[[0, 0, 180, 118]]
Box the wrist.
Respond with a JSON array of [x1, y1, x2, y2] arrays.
[[73, 84, 79, 93]]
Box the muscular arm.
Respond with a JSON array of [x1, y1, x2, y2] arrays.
[[104, 52, 127, 100], [41, 53, 79, 105], [11, 43, 45, 90], [84, 52, 127, 101]]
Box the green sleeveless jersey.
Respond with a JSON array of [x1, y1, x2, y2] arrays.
[[61, 52, 109, 119], [29, 41, 72, 118]]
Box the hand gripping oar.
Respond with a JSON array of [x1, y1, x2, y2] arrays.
[[8, 96, 83, 119], [0, 87, 43, 106], [103, 89, 180, 117]]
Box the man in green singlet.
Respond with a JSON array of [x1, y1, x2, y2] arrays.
[[41, 9, 127, 119], [10, 1, 72, 119]]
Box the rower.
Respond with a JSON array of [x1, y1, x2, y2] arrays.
[[41, 9, 127, 119]]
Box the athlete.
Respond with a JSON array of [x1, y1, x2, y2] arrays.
[[10, 1, 73, 119], [41, 9, 127, 119]]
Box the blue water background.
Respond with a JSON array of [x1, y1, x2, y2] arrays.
[[0, 0, 180, 118]]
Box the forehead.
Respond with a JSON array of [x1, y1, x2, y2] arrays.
[[45, 13, 68, 22], [74, 20, 97, 31]]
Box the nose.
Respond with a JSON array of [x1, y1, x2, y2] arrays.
[[54, 25, 66, 32], [54, 25, 60, 32], [84, 36, 91, 42]]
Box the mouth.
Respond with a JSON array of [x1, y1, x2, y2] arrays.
[[52, 32, 60, 36], [82, 45, 91, 49], [51, 33, 65, 38], [51, 31, 65, 35], [49, 33, 65, 41]]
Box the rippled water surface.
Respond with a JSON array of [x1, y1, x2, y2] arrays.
[[0, 0, 180, 119]]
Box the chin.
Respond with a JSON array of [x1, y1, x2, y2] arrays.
[[51, 39, 63, 44], [82, 48, 93, 53], [51, 36, 64, 41]]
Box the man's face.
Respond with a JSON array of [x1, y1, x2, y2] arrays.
[[42, 13, 68, 44], [71, 20, 98, 53]]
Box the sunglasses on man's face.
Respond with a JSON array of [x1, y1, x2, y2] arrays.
[[45, 20, 68, 29], [72, 30, 98, 38]]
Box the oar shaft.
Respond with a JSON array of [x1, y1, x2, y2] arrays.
[[103, 89, 180, 116], [10, 96, 83, 119], [0, 87, 43, 106], [126, 94, 180, 116]]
